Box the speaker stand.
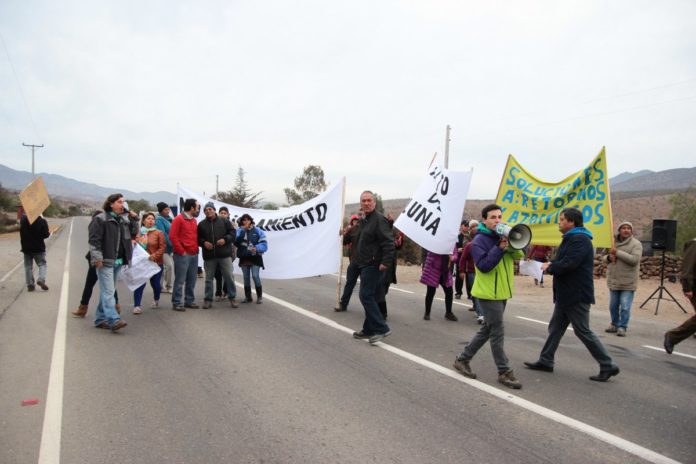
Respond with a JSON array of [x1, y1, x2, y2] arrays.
[[639, 249, 687, 315]]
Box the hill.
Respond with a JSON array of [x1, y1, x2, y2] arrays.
[[610, 167, 696, 192], [0, 164, 175, 206]]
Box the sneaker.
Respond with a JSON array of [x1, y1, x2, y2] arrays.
[[616, 327, 626, 337], [214, 295, 223, 302], [445, 312, 458, 321], [453, 359, 476, 379], [256, 297, 263, 304], [605, 325, 617, 333], [229, 299, 239, 308], [477, 315, 484, 324], [498, 369, 522, 389], [161, 288, 172, 294], [352, 331, 371, 340], [184, 302, 200, 309], [172, 305, 186, 312], [37, 281, 49, 290], [27, 284, 35, 292], [111, 320, 127, 332], [132, 306, 142, 315], [454, 293, 462, 300], [202, 300, 212, 309], [150, 300, 159, 309], [369, 330, 391, 344]]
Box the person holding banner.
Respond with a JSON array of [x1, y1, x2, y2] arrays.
[[235, 214, 268, 304], [351, 191, 395, 345], [603, 221, 642, 337], [170, 198, 201, 311], [525, 207, 620, 382], [19, 211, 50, 292], [453, 204, 523, 389], [420, 246, 458, 321], [88, 193, 139, 332], [336, 215, 361, 312], [132, 212, 166, 314], [198, 202, 238, 308]]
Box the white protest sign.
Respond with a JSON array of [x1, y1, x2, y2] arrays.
[[394, 159, 472, 254], [177, 179, 344, 280]]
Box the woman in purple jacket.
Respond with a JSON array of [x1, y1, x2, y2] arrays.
[[420, 245, 458, 321]]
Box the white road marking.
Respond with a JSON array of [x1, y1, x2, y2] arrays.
[[38, 219, 73, 464], [643, 345, 696, 360], [0, 260, 23, 283], [389, 286, 414, 294], [261, 290, 679, 464], [517, 315, 574, 331]]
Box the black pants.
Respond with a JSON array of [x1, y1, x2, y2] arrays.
[[425, 284, 453, 314]]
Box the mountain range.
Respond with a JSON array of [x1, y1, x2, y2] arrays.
[[1, 163, 694, 207], [0, 164, 176, 206]]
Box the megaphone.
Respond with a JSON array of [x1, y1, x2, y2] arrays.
[[495, 223, 532, 250]]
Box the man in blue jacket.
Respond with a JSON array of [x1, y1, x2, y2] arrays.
[[525, 207, 619, 382]]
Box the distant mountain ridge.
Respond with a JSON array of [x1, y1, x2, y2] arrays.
[[609, 167, 696, 192], [0, 164, 176, 206]]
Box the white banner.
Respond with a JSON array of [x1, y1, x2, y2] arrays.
[[394, 159, 472, 254], [177, 179, 344, 280], [119, 245, 163, 291]]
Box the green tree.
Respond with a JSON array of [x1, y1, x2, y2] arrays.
[[373, 192, 384, 214], [216, 166, 263, 208], [284, 165, 327, 205], [669, 185, 696, 254], [0, 183, 16, 211], [262, 202, 280, 210], [124, 198, 153, 214]]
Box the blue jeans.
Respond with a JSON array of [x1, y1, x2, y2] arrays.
[[339, 261, 360, 308], [241, 265, 262, 288], [359, 265, 389, 335], [466, 272, 483, 317], [134, 266, 163, 306], [204, 258, 237, 301], [609, 290, 634, 329], [23, 252, 47, 286], [173, 254, 198, 306], [458, 299, 510, 374], [94, 264, 122, 327], [539, 301, 615, 371]]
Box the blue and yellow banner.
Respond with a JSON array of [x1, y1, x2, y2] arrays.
[[495, 147, 613, 248]]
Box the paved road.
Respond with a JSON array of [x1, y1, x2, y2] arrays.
[[1, 217, 694, 463]]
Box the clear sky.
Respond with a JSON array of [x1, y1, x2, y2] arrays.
[[1, 1, 695, 204]]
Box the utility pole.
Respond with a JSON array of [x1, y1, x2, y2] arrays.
[[22, 143, 44, 178], [444, 125, 451, 169]]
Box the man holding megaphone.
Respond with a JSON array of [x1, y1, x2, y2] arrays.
[[453, 204, 525, 389]]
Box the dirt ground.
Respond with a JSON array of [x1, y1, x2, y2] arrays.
[[383, 258, 695, 325]]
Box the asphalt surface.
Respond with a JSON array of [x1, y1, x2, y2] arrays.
[[1, 217, 695, 463]]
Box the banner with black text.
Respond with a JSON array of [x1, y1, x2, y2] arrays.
[[393, 159, 472, 254], [177, 179, 344, 279]]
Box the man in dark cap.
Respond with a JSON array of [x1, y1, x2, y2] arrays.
[[155, 202, 174, 293], [198, 201, 238, 308]]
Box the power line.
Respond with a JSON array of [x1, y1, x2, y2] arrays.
[[0, 29, 42, 142]]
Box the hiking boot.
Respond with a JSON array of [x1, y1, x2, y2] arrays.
[[184, 302, 199, 309], [616, 327, 626, 337], [605, 325, 617, 333], [202, 300, 212, 309], [37, 281, 49, 290], [229, 299, 239, 308], [27, 284, 35, 292], [445, 312, 458, 321], [453, 359, 476, 379], [498, 369, 522, 389], [172, 305, 186, 312], [111, 320, 127, 332], [96, 321, 110, 329], [369, 331, 392, 344], [72, 304, 88, 318], [352, 331, 371, 340]]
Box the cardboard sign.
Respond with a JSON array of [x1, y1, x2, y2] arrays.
[[19, 177, 50, 224]]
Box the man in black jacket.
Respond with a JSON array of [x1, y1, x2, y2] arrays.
[[524, 207, 619, 382], [20, 211, 50, 291], [351, 191, 395, 345], [198, 202, 238, 308]]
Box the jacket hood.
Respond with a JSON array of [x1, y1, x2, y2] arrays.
[[477, 223, 497, 237], [566, 226, 593, 239]]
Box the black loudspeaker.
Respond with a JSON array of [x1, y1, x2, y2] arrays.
[[651, 219, 677, 252]]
